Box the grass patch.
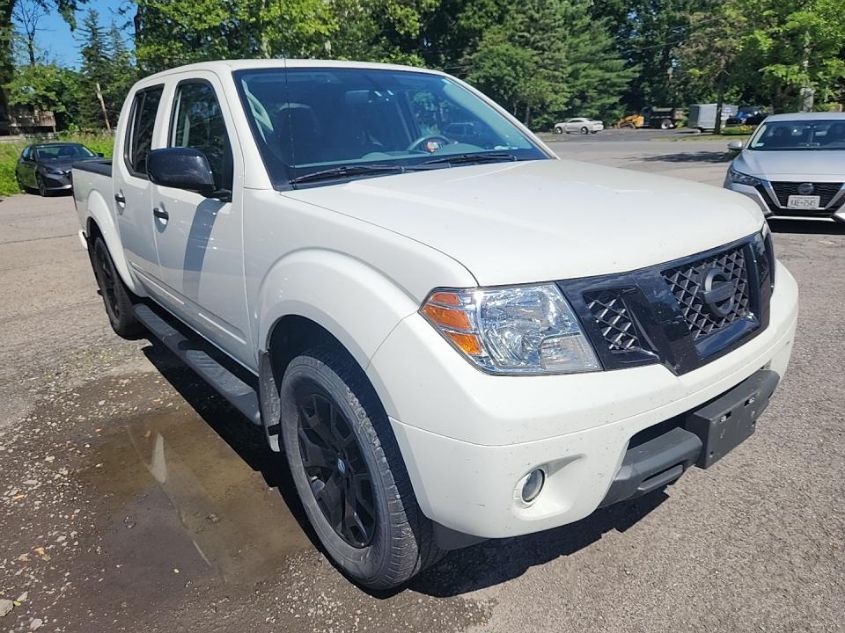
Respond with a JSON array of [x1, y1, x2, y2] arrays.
[[721, 125, 755, 136], [0, 133, 114, 197]]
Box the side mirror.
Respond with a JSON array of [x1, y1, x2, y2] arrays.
[[147, 147, 215, 196], [727, 140, 744, 151], [97, 152, 104, 157]]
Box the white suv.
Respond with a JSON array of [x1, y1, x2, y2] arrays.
[[73, 60, 798, 590]]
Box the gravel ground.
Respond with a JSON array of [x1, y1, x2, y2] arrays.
[[0, 143, 842, 632]]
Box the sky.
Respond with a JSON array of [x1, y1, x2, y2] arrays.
[[27, 0, 132, 68]]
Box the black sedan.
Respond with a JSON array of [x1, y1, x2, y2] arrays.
[[15, 142, 102, 196]]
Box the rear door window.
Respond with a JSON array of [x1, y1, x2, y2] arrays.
[[124, 85, 164, 177]]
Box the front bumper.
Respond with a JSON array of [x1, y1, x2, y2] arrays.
[[725, 178, 845, 222], [366, 262, 798, 539], [41, 172, 72, 191]]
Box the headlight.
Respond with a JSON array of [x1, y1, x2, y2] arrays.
[[728, 168, 762, 187], [43, 166, 65, 176], [421, 284, 600, 375]]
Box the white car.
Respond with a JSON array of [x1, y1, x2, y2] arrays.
[[725, 112, 845, 221], [72, 60, 798, 590], [554, 117, 604, 134]]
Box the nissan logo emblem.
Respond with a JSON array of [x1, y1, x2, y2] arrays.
[[701, 268, 735, 318], [797, 182, 814, 195]]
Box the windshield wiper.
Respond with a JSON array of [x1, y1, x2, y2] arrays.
[[289, 164, 408, 185], [423, 151, 519, 166]]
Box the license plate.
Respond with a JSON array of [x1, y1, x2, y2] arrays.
[[787, 195, 821, 209], [684, 370, 779, 469]]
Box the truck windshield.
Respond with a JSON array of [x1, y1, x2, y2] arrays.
[[234, 67, 547, 187], [748, 119, 845, 151]]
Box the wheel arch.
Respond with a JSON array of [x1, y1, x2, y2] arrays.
[[254, 249, 424, 450], [83, 190, 143, 295]]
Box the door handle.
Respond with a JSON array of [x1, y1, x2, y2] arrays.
[[152, 207, 169, 221], [114, 191, 126, 214]]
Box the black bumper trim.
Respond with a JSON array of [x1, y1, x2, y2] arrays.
[[599, 369, 779, 508], [599, 426, 701, 508]]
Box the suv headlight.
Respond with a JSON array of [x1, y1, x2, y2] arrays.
[[421, 284, 600, 374], [728, 168, 763, 187]]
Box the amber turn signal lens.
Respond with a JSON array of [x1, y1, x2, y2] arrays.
[[445, 331, 484, 356], [422, 304, 472, 331], [428, 291, 461, 306]]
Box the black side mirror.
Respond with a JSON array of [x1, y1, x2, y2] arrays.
[[147, 147, 216, 196], [97, 152, 104, 157]]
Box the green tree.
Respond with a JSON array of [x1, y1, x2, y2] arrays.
[[134, 0, 336, 72], [5, 62, 81, 128], [743, 0, 845, 111], [675, 2, 749, 132], [0, 0, 86, 112], [76, 9, 136, 129], [465, 0, 633, 127]]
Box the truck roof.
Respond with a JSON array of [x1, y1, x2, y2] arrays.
[[142, 59, 447, 82]]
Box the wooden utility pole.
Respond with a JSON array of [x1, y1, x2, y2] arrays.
[[95, 82, 111, 133]]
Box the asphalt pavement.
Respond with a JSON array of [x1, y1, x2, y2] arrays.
[[0, 138, 842, 633]]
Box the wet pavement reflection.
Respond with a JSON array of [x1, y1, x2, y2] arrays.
[[79, 405, 312, 586]]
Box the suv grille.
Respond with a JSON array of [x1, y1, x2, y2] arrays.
[[661, 246, 751, 340], [771, 182, 842, 208], [585, 291, 642, 352]]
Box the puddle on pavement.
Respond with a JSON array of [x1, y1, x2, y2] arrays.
[[79, 404, 313, 585]]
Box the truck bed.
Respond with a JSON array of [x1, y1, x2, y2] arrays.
[[73, 159, 112, 177]]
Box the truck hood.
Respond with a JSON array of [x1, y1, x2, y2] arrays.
[[284, 159, 764, 286], [735, 149, 845, 180]]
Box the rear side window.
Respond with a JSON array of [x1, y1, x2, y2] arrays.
[[169, 81, 233, 190], [124, 85, 163, 177]]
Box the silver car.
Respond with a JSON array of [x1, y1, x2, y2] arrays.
[[554, 117, 604, 135], [724, 112, 845, 222]]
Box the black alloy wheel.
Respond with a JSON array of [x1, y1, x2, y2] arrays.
[[37, 174, 47, 196], [280, 346, 444, 590], [91, 237, 143, 338], [296, 388, 376, 548]]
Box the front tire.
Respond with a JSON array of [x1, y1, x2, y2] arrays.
[[36, 174, 48, 197], [580, 126, 589, 135], [280, 346, 442, 590], [91, 237, 143, 339]]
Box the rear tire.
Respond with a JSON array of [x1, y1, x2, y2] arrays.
[[280, 345, 443, 590], [580, 126, 589, 135], [91, 237, 143, 339]]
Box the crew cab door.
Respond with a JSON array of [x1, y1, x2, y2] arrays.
[[114, 84, 165, 284], [150, 74, 253, 366]]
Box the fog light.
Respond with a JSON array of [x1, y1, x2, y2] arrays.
[[520, 469, 545, 503]]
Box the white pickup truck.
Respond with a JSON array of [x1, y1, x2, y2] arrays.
[[73, 60, 798, 590]]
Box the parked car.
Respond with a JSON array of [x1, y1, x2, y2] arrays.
[[554, 117, 604, 134], [16, 142, 102, 196], [724, 112, 845, 221], [73, 60, 798, 590], [726, 105, 768, 126]]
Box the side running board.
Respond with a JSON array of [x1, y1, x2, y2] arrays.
[[133, 304, 262, 426]]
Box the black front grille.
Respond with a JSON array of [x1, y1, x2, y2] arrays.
[[771, 181, 842, 208], [585, 291, 643, 352], [661, 246, 751, 340], [560, 233, 773, 376]]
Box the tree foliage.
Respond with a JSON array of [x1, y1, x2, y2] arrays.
[[3, 0, 845, 134]]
